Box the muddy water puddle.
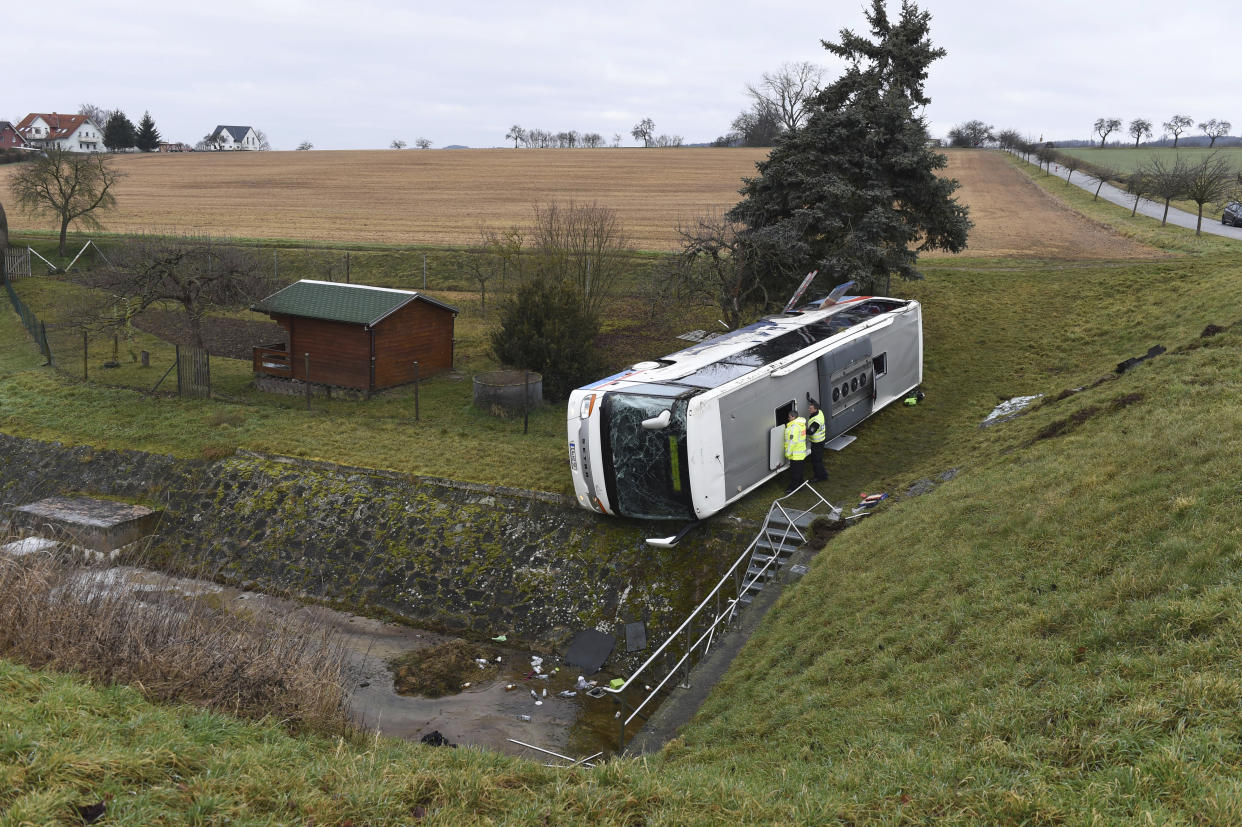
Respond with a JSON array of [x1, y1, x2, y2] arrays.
[[16, 558, 627, 762]]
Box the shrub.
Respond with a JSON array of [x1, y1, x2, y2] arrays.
[[490, 276, 601, 400]]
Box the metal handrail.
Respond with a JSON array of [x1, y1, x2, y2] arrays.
[[603, 482, 840, 745]]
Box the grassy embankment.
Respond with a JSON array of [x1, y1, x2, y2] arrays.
[[6, 158, 1242, 821]]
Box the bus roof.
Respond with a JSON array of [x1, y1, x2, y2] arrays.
[[582, 297, 912, 394]]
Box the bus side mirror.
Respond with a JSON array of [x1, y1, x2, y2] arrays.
[[641, 409, 671, 430]]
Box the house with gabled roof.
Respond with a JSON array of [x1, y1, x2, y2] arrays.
[[207, 125, 260, 150], [16, 113, 103, 152], [251, 280, 459, 393], [0, 122, 29, 150]]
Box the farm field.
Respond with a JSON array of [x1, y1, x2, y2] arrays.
[[2, 148, 1165, 258], [1056, 144, 1242, 175]]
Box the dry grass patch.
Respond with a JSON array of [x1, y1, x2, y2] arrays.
[[0, 549, 352, 733]]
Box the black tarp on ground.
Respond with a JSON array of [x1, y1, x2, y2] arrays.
[[564, 629, 615, 675]]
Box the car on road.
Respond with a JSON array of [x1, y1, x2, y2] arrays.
[[1224, 201, 1242, 226]]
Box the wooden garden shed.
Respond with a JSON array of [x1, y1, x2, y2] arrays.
[[251, 280, 458, 392]]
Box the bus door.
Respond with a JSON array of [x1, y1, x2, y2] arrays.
[[817, 338, 873, 439]]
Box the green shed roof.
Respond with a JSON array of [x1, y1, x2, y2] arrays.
[[252, 280, 457, 326]]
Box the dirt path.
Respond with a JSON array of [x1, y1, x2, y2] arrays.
[[928, 150, 1163, 260]]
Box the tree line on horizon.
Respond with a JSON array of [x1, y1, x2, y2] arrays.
[[947, 117, 1237, 150]]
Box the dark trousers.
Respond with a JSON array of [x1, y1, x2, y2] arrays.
[[785, 456, 805, 492], [809, 440, 827, 481]]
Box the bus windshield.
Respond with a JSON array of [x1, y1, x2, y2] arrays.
[[602, 392, 693, 520]]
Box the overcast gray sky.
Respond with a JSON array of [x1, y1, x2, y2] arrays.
[[9, 0, 1237, 150]]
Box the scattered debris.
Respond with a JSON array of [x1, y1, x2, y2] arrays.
[[557, 690, 577, 698], [981, 394, 1044, 427], [903, 390, 925, 406], [906, 468, 959, 499], [420, 730, 455, 748], [1201, 324, 1226, 338], [1032, 393, 1145, 443], [624, 622, 648, 654], [491, 634, 507, 642], [1115, 344, 1165, 374], [389, 638, 497, 698], [564, 629, 615, 674], [851, 493, 888, 516]]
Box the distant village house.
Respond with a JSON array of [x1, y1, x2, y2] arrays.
[[16, 113, 103, 152], [206, 125, 259, 150], [0, 121, 29, 150]]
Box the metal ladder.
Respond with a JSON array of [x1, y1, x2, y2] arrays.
[[738, 483, 841, 606]]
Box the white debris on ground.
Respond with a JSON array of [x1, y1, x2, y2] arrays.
[[982, 394, 1044, 427], [0, 537, 61, 556]]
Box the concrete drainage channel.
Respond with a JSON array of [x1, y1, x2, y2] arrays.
[[0, 481, 860, 762], [0, 435, 766, 763]]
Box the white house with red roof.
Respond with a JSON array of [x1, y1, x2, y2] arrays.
[[16, 113, 103, 152]]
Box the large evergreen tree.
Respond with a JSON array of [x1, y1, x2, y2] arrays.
[[103, 112, 136, 152], [135, 111, 161, 152], [728, 0, 970, 298]]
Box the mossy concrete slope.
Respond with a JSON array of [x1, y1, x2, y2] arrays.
[[0, 434, 745, 648]]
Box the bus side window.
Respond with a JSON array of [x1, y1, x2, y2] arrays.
[[775, 400, 795, 427], [873, 353, 887, 377]]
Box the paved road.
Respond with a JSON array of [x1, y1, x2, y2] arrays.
[[1005, 150, 1242, 241]]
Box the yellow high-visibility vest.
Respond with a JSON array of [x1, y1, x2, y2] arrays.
[[784, 417, 808, 461], [807, 410, 827, 443]]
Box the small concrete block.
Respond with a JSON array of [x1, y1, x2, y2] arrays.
[[10, 496, 161, 551]]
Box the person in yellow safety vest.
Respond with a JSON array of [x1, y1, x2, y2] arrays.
[[783, 408, 808, 494], [806, 398, 828, 482]]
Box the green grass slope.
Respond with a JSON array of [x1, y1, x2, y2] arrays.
[[5, 162, 1242, 823]]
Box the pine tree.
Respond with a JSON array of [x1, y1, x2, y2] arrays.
[[728, 0, 970, 298], [103, 112, 136, 152], [135, 111, 161, 152]]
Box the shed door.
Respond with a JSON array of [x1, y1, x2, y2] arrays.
[[817, 337, 873, 439]]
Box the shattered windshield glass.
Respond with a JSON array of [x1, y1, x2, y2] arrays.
[[603, 393, 693, 520]]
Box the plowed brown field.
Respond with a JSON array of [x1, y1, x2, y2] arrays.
[[1, 148, 1159, 257]]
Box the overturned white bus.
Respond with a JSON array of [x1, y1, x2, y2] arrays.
[[567, 294, 922, 520]]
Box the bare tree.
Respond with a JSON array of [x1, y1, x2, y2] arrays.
[[1141, 155, 1191, 225], [653, 134, 683, 148], [9, 148, 121, 256], [529, 201, 630, 318], [1093, 118, 1121, 147], [415, 137, 432, 149], [746, 61, 825, 132], [505, 125, 525, 148], [582, 132, 603, 148], [1198, 119, 1232, 148], [296, 141, 313, 151], [94, 236, 271, 349], [1183, 153, 1235, 234], [1125, 170, 1150, 217], [668, 213, 767, 329], [253, 129, 271, 150], [631, 118, 655, 147], [1080, 160, 1119, 200], [1061, 152, 1084, 185], [390, 139, 407, 149], [947, 120, 994, 147], [1163, 115, 1193, 148], [1127, 118, 1152, 148], [76, 103, 115, 129], [611, 133, 622, 148]]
